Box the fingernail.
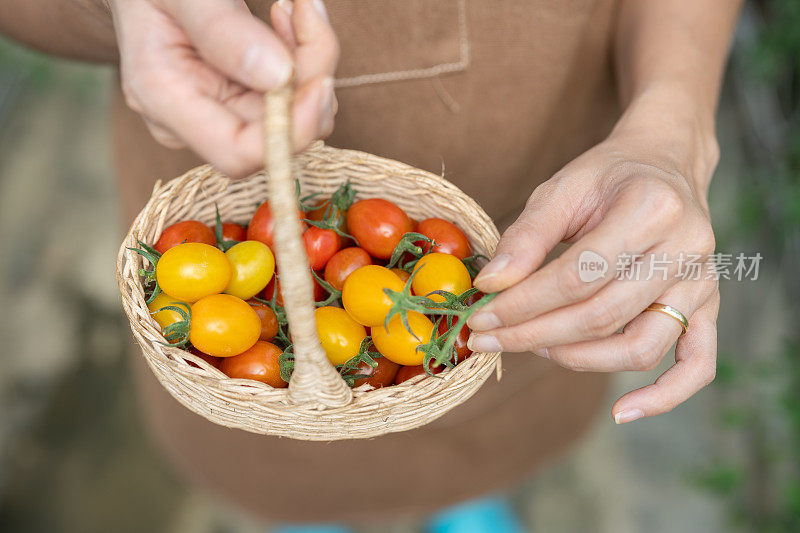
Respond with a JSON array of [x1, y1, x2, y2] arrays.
[[532, 347, 549, 359], [474, 254, 511, 285], [467, 311, 502, 331], [242, 44, 292, 88], [312, 0, 330, 22], [277, 0, 293, 15], [468, 334, 502, 353], [614, 409, 644, 424], [318, 77, 335, 135]]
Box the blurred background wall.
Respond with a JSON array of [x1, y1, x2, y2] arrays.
[[0, 1, 798, 531]]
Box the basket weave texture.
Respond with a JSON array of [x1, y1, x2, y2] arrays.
[[116, 142, 502, 440]]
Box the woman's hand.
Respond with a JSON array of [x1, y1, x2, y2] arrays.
[[467, 89, 721, 424], [109, 0, 338, 177]]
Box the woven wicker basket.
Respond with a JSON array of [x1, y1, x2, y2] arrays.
[[116, 91, 502, 440]]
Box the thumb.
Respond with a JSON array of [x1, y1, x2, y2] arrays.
[[474, 180, 577, 293], [163, 0, 293, 90]]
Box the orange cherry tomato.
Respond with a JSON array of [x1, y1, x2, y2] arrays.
[[219, 341, 288, 388], [371, 311, 435, 366], [411, 252, 472, 303], [324, 247, 373, 291], [154, 220, 216, 254], [189, 294, 260, 357], [341, 265, 405, 327]]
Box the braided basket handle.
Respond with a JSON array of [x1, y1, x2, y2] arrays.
[[264, 88, 353, 408]]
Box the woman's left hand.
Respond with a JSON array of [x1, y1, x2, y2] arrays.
[[467, 95, 721, 424]]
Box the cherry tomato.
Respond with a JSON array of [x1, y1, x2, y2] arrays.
[[303, 226, 342, 271], [342, 265, 405, 327], [156, 243, 232, 302], [411, 252, 472, 303], [416, 218, 472, 259], [391, 268, 411, 283], [224, 240, 275, 300], [247, 201, 305, 248], [351, 356, 400, 388], [218, 222, 246, 242], [248, 300, 280, 340], [371, 311, 435, 365], [219, 341, 288, 388], [147, 292, 188, 330], [264, 273, 326, 305], [187, 345, 222, 369], [437, 319, 472, 363], [324, 247, 372, 291], [315, 306, 367, 365], [466, 290, 486, 307], [154, 220, 216, 254], [189, 294, 260, 357], [346, 198, 413, 259], [394, 361, 444, 384], [308, 199, 347, 233]]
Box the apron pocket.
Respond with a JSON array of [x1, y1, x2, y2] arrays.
[[328, 0, 468, 88]]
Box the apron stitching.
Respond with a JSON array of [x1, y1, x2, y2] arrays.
[[431, 77, 461, 113], [334, 0, 470, 89]]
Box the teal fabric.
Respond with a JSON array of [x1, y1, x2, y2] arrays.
[[426, 496, 525, 533]]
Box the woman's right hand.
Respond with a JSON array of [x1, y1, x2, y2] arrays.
[[109, 0, 338, 177]]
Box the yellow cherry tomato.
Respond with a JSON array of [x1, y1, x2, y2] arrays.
[[371, 311, 435, 366], [147, 292, 188, 330], [342, 265, 405, 327], [156, 242, 231, 302], [315, 306, 367, 366], [412, 252, 472, 303], [189, 294, 261, 357], [224, 240, 275, 300]]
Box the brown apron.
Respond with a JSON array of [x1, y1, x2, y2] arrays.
[[115, 0, 619, 524]]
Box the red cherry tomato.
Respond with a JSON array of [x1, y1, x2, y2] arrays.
[[218, 222, 246, 242], [154, 220, 216, 254], [187, 346, 222, 369], [394, 360, 444, 384], [248, 300, 280, 340], [247, 202, 305, 248], [307, 199, 347, 233], [346, 199, 413, 259], [352, 356, 400, 388], [324, 247, 372, 291], [466, 290, 486, 306], [416, 218, 472, 259], [263, 273, 325, 305], [303, 226, 342, 271], [437, 319, 472, 363], [219, 341, 288, 388]]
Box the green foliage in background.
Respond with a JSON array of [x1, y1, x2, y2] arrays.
[[694, 1, 800, 531]]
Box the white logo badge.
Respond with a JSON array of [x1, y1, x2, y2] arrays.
[[578, 250, 608, 283]]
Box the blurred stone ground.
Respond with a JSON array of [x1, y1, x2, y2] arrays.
[[0, 45, 781, 532]]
